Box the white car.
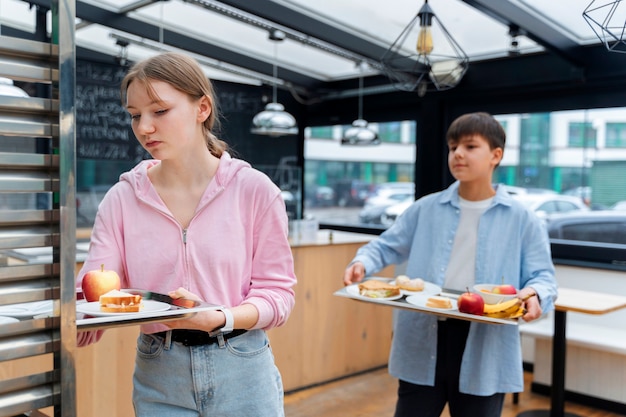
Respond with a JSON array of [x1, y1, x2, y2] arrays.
[[512, 193, 589, 220], [380, 192, 589, 227], [380, 197, 414, 227]]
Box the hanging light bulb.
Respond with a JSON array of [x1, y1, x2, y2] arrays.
[[416, 0, 434, 55], [341, 64, 380, 146], [380, 0, 468, 93], [251, 29, 299, 137]]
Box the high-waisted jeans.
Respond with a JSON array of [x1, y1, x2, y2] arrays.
[[133, 329, 284, 417]]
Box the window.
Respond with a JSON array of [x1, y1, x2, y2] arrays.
[[605, 123, 626, 148], [303, 121, 416, 227], [568, 122, 597, 148]]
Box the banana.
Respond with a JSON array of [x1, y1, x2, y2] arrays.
[[507, 306, 527, 319], [483, 298, 522, 318]]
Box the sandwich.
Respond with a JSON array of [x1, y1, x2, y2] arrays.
[[426, 295, 452, 309], [358, 280, 400, 298], [99, 289, 143, 313]]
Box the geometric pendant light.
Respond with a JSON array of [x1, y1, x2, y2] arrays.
[[251, 29, 299, 136], [583, 0, 626, 53], [380, 0, 469, 96]]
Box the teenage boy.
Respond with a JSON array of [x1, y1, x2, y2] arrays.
[[343, 112, 557, 417]]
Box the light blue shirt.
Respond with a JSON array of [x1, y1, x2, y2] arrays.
[[353, 181, 557, 395]]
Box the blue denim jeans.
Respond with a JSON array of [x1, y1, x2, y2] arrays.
[[133, 329, 284, 417]]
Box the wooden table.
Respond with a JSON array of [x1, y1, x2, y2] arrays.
[[518, 287, 626, 417]]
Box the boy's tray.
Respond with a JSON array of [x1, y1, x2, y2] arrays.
[[334, 278, 519, 326], [76, 289, 222, 330]]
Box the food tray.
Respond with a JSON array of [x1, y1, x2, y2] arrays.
[[76, 289, 222, 330], [334, 278, 519, 326]]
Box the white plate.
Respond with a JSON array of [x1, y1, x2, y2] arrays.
[[0, 300, 54, 318], [390, 280, 442, 296], [345, 283, 404, 301], [0, 316, 19, 324], [76, 300, 171, 317], [405, 293, 458, 311]]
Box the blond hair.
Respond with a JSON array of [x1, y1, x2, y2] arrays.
[[120, 52, 228, 157]]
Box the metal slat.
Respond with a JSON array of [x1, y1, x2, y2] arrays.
[[0, 173, 58, 192], [0, 36, 58, 59], [0, 333, 58, 362], [0, 386, 57, 417], [0, 227, 59, 250], [0, 153, 58, 169], [0, 280, 59, 306], [0, 119, 58, 138], [0, 96, 59, 116], [0, 61, 58, 84], [0, 264, 56, 282], [0, 210, 59, 227]]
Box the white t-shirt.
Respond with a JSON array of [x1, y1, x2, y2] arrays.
[[443, 196, 493, 291]]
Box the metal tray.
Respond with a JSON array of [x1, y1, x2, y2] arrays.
[[76, 289, 222, 330], [334, 280, 519, 326]]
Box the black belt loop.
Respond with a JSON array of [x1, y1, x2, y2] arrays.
[[154, 329, 247, 347]]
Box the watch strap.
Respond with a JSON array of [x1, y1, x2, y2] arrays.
[[217, 308, 234, 334]]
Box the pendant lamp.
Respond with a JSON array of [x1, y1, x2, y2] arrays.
[[341, 73, 380, 146], [583, 0, 626, 53], [380, 0, 469, 96], [251, 29, 299, 136]]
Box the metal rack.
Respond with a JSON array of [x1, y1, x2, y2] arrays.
[[0, 1, 76, 416]]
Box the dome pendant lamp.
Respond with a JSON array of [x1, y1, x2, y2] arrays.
[[341, 72, 380, 146], [251, 29, 299, 137]]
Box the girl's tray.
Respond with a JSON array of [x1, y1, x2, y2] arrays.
[[76, 289, 222, 330], [334, 279, 519, 326]]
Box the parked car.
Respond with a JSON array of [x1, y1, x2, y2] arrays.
[[331, 179, 372, 207], [546, 211, 626, 244], [379, 191, 589, 228], [512, 193, 589, 220], [500, 185, 556, 195], [380, 197, 414, 227], [305, 185, 335, 207], [563, 186, 592, 206], [359, 187, 414, 224], [612, 200, 626, 211]]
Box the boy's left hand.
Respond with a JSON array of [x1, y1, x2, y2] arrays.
[[518, 288, 542, 322]]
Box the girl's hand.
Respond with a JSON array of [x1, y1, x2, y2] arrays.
[[164, 287, 225, 332]]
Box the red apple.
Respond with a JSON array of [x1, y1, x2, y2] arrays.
[[492, 284, 517, 295], [81, 264, 121, 302], [457, 288, 485, 316]]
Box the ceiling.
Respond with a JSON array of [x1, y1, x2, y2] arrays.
[[0, 0, 616, 100]]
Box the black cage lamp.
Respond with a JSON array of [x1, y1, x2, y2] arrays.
[[583, 0, 626, 53], [380, 0, 469, 96]]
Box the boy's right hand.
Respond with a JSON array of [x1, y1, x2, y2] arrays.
[[343, 261, 365, 286]]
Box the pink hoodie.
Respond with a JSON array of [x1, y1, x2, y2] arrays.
[[77, 152, 296, 344]]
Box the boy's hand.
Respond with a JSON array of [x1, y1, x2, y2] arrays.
[[519, 287, 542, 322], [343, 262, 365, 286]]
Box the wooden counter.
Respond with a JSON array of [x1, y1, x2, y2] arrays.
[[268, 231, 395, 392], [1, 231, 395, 416]]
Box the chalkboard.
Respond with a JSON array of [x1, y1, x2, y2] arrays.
[[75, 59, 299, 169], [76, 59, 148, 162]]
